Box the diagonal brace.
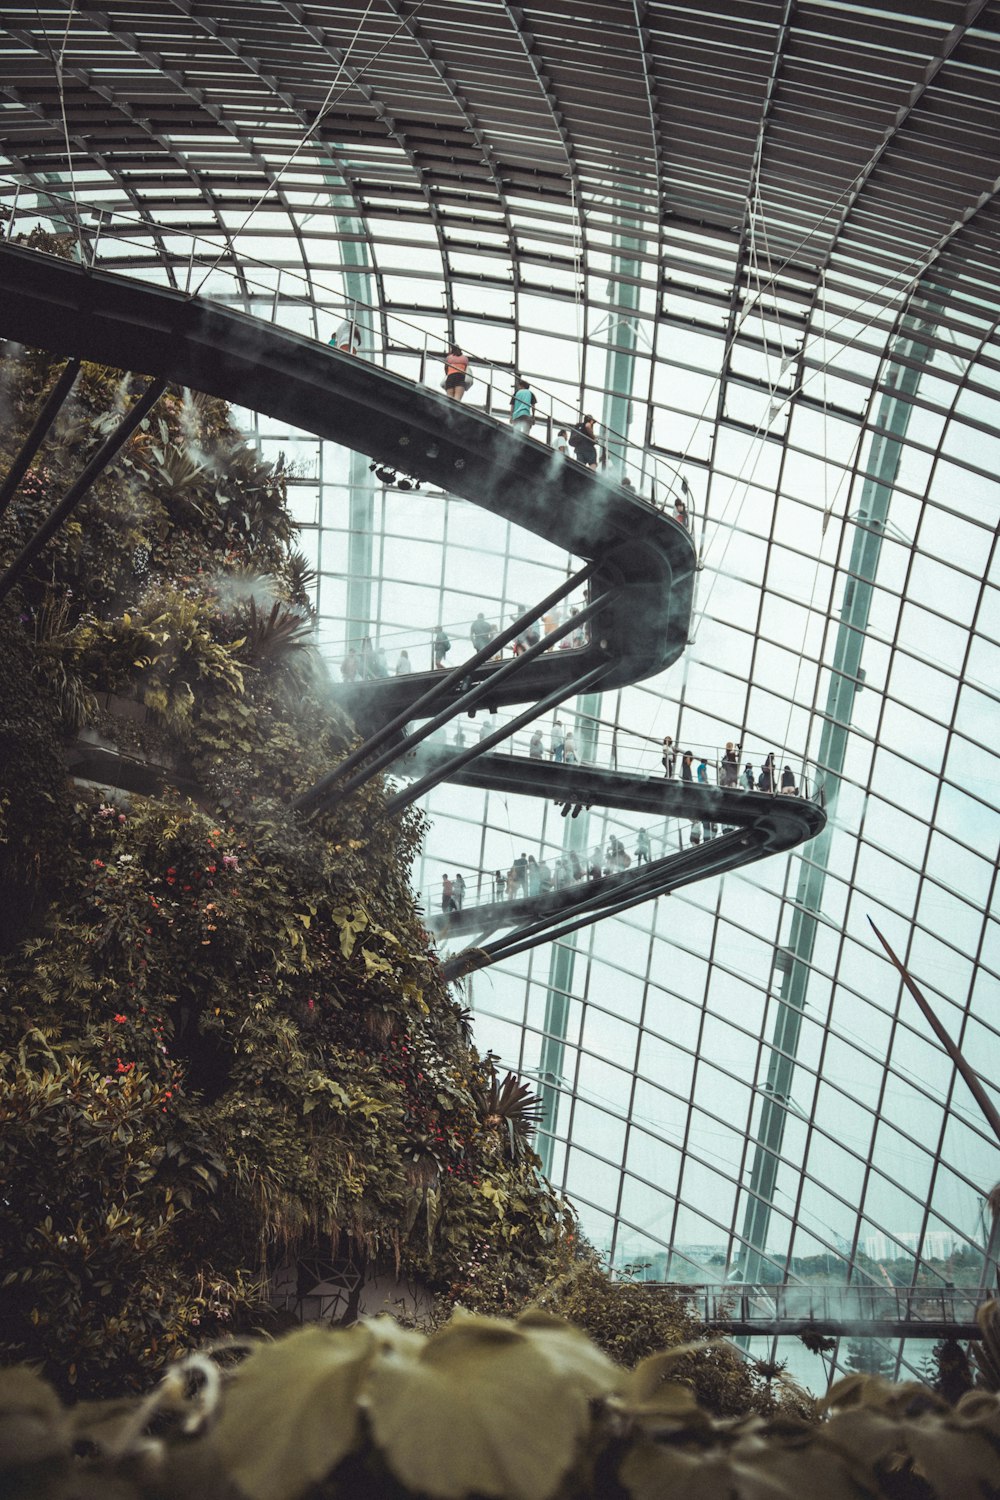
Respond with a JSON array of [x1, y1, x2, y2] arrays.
[[0, 374, 167, 605], [292, 558, 602, 813], [379, 660, 614, 822], [312, 587, 615, 814], [0, 357, 81, 521]]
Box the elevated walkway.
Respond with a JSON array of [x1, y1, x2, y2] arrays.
[[0, 240, 825, 972], [422, 749, 824, 953], [0, 239, 697, 725], [658, 1282, 981, 1341]]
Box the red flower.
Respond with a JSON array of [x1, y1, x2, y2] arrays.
[[93, 859, 105, 868], [114, 1013, 127, 1024]]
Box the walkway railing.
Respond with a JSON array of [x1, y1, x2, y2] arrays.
[[414, 720, 821, 803], [419, 733, 822, 921], [2, 177, 693, 515], [650, 1281, 981, 1332]]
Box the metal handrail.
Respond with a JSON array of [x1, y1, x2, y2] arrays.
[[411, 719, 820, 804]]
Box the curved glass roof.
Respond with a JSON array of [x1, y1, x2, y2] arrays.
[[2, 0, 1000, 1384]]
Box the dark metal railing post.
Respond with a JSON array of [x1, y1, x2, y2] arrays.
[[0, 375, 167, 604], [0, 357, 81, 521]]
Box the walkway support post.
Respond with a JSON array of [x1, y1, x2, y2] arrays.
[[0, 375, 167, 605], [293, 559, 601, 813], [0, 357, 81, 520]]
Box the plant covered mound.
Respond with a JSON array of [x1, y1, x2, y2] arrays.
[[4, 1313, 998, 1500], [0, 332, 569, 1399]]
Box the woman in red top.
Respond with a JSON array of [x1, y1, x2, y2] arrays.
[[444, 344, 469, 400]]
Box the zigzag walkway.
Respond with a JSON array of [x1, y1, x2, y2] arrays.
[[0, 241, 825, 967]]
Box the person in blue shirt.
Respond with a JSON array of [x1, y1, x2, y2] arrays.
[[511, 377, 537, 434], [697, 756, 709, 784]]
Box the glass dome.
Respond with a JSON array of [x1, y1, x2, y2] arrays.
[[2, 0, 999, 1385]]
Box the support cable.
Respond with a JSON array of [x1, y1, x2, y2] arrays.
[[51, 0, 83, 258], [192, 0, 419, 297]]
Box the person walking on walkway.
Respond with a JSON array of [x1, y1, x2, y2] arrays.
[[742, 761, 754, 791], [681, 751, 694, 781], [441, 875, 456, 913], [341, 648, 358, 681], [781, 765, 797, 795], [454, 872, 466, 910], [511, 377, 537, 434], [697, 756, 709, 785], [433, 626, 451, 669], [332, 316, 360, 354], [395, 649, 411, 674], [636, 829, 651, 865], [470, 612, 493, 653], [443, 343, 470, 400], [721, 741, 739, 787], [529, 730, 544, 759], [662, 735, 675, 777], [569, 415, 598, 468], [550, 718, 565, 762], [563, 731, 578, 764]]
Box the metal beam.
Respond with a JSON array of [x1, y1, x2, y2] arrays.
[[0, 356, 80, 519], [0, 375, 167, 604]]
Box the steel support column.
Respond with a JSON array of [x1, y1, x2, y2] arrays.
[[736, 309, 933, 1283], [538, 207, 643, 1174]]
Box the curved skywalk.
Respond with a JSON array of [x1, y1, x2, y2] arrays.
[[416, 747, 825, 976], [0, 238, 824, 966], [0, 239, 696, 721]]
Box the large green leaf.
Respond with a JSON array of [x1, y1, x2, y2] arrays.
[[365, 1312, 618, 1500], [0, 1366, 68, 1470], [620, 1430, 865, 1500], [210, 1325, 372, 1500]]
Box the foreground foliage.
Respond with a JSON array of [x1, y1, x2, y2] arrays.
[[3, 1313, 998, 1500]]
